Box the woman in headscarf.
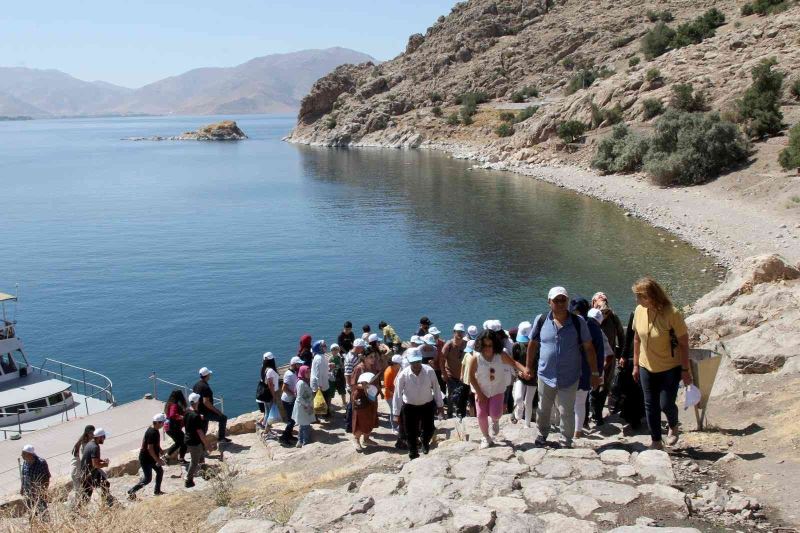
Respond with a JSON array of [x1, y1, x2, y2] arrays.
[[350, 349, 382, 451], [298, 334, 313, 366], [310, 340, 332, 417], [292, 365, 315, 447]]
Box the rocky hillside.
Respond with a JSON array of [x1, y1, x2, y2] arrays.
[[288, 0, 800, 162]]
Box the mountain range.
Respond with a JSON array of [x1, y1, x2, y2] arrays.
[[0, 47, 374, 118]]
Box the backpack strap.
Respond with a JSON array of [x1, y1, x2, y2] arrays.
[[571, 313, 586, 357], [531, 313, 546, 341]]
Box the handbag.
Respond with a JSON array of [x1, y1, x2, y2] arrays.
[[256, 380, 272, 403], [313, 389, 328, 415], [266, 402, 282, 425]]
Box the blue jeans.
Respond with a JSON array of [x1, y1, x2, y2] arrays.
[[298, 424, 311, 444], [639, 366, 681, 442]]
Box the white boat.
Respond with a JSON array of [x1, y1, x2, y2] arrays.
[[0, 291, 114, 440]]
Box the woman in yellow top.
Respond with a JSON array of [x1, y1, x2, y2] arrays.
[[632, 277, 693, 450]]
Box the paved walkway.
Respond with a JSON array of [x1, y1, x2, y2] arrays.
[[0, 398, 163, 494]]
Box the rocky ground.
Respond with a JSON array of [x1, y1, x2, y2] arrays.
[[124, 119, 248, 141]]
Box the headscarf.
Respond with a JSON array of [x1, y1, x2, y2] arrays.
[[312, 340, 326, 355], [592, 292, 609, 308], [297, 365, 311, 382], [298, 334, 312, 355]]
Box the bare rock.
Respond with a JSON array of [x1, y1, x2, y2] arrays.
[[227, 412, 258, 435], [564, 480, 639, 505], [492, 512, 546, 533], [599, 449, 631, 464], [289, 489, 373, 530], [538, 512, 598, 533], [547, 448, 598, 460], [400, 456, 450, 479], [406, 33, 425, 55], [520, 448, 548, 466], [451, 504, 496, 532], [535, 458, 574, 479], [560, 493, 600, 518], [638, 484, 688, 514], [521, 479, 567, 505], [368, 496, 450, 530], [217, 519, 278, 533], [207, 506, 234, 527], [634, 450, 675, 484], [608, 528, 700, 533], [485, 495, 528, 513], [359, 473, 404, 498]]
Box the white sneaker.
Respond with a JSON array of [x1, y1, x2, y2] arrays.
[[491, 420, 500, 436], [479, 437, 493, 450]]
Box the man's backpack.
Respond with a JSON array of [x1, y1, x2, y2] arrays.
[[529, 312, 585, 367]]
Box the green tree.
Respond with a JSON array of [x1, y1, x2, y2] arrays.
[[778, 124, 800, 170], [557, 120, 587, 143], [641, 22, 676, 59], [737, 57, 784, 138], [495, 122, 514, 137]]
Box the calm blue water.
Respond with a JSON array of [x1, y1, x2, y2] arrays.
[[0, 115, 720, 415]]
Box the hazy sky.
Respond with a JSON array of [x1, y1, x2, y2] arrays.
[[0, 0, 455, 88]]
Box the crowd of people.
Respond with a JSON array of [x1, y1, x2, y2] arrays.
[[18, 276, 693, 517]]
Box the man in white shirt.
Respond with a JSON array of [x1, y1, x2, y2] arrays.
[[393, 351, 444, 460]]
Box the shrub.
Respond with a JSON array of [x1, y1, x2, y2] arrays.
[[669, 83, 706, 112], [429, 92, 443, 103], [324, 115, 337, 129], [455, 91, 489, 105], [592, 124, 650, 173], [644, 109, 749, 185], [646, 9, 674, 22], [737, 57, 784, 138], [499, 111, 516, 122], [460, 109, 474, 125], [641, 22, 676, 59], [510, 91, 525, 103], [590, 103, 604, 129], [557, 120, 587, 143], [604, 104, 623, 125], [642, 98, 665, 119], [611, 35, 636, 49], [742, 0, 790, 16], [514, 106, 538, 123], [565, 69, 598, 95], [790, 79, 800, 100], [742, 3, 755, 15], [779, 123, 800, 170], [562, 57, 575, 70], [495, 122, 514, 137], [523, 85, 540, 98], [597, 65, 615, 79], [446, 112, 460, 125], [645, 68, 662, 82], [432, 106, 443, 117], [629, 56, 641, 67]]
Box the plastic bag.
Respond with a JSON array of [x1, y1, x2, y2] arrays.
[[313, 389, 328, 415], [266, 402, 282, 425], [683, 383, 702, 410]]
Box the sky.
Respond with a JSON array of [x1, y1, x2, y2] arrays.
[[0, 0, 456, 88]]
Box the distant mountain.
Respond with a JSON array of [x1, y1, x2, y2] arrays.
[[0, 48, 375, 118]]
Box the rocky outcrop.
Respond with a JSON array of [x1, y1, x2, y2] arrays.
[[125, 120, 248, 141], [297, 64, 364, 125]]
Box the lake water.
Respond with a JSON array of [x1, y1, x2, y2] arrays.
[[0, 115, 721, 415]]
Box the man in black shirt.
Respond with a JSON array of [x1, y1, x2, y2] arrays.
[[417, 316, 432, 337], [184, 393, 215, 488], [337, 321, 355, 354], [193, 366, 230, 442], [80, 428, 114, 506], [127, 413, 166, 499]]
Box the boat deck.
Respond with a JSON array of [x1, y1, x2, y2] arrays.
[[0, 398, 163, 494]]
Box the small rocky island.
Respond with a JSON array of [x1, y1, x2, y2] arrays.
[[125, 120, 247, 141]]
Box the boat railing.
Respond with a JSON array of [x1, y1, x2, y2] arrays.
[[0, 321, 15, 340], [148, 372, 224, 412], [0, 406, 45, 441], [35, 358, 115, 416]]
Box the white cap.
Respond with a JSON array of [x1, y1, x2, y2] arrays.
[[588, 308, 604, 324], [548, 286, 568, 300], [429, 326, 441, 336], [153, 413, 167, 423], [353, 338, 367, 348], [357, 372, 375, 384], [489, 320, 502, 332], [290, 356, 303, 366], [22, 444, 35, 455], [93, 428, 107, 438], [199, 367, 213, 377], [367, 333, 380, 344], [391, 354, 403, 364], [409, 335, 421, 345], [262, 352, 274, 361], [453, 323, 465, 332], [406, 350, 423, 363], [464, 340, 475, 353], [188, 393, 201, 404], [467, 325, 478, 336], [330, 343, 340, 351], [423, 334, 436, 346], [482, 320, 490, 330], [516, 321, 533, 342]]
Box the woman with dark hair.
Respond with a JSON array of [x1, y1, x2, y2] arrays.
[[71, 424, 95, 491], [298, 334, 313, 366], [257, 352, 281, 431], [469, 330, 529, 449], [164, 389, 188, 463], [350, 349, 382, 451], [632, 277, 692, 449]]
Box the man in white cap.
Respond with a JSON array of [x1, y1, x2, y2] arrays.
[[442, 323, 467, 418], [20, 444, 50, 518], [279, 356, 303, 445], [80, 427, 113, 506], [184, 393, 215, 488], [393, 350, 444, 460], [526, 286, 601, 448], [344, 339, 366, 433], [193, 367, 230, 443], [127, 413, 167, 499]]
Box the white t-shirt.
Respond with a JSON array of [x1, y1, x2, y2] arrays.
[[281, 369, 298, 402], [257, 368, 280, 404]]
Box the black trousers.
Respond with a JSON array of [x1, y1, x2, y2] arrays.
[[166, 426, 186, 458], [402, 401, 435, 456], [128, 455, 163, 494], [282, 400, 296, 439]]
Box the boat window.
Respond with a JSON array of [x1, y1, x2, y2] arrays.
[[48, 393, 63, 405], [27, 398, 48, 410], [5, 404, 24, 414], [0, 354, 16, 373]]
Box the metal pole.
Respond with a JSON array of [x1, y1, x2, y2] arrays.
[[17, 411, 22, 437], [82, 370, 86, 396], [152, 372, 157, 400]]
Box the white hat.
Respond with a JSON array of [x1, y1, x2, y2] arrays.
[[153, 413, 167, 423], [406, 349, 423, 363], [188, 392, 201, 404], [409, 335, 421, 345], [429, 326, 441, 336], [482, 320, 490, 330], [588, 308, 604, 324], [262, 352, 274, 361], [453, 323, 466, 332], [199, 367, 213, 377], [391, 354, 403, 365], [489, 320, 502, 332], [467, 325, 478, 337], [22, 444, 35, 455], [330, 343, 340, 351], [93, 428, 107, 438], [367, 333, 380, 344], [353, 338, 367, 348], [516, 321, 533, 342], [423, 334, 436, 346], [464, 340, 475, 353], [357, 372, 375, 384], [548, 286, 569, 300], [290, 356, 303, 366]]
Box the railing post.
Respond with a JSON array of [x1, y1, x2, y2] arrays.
[[17, 411, 22, 437], [82, 370, 87, 396], [152, 372, 157, 400], [60, 363, 64, 381]]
